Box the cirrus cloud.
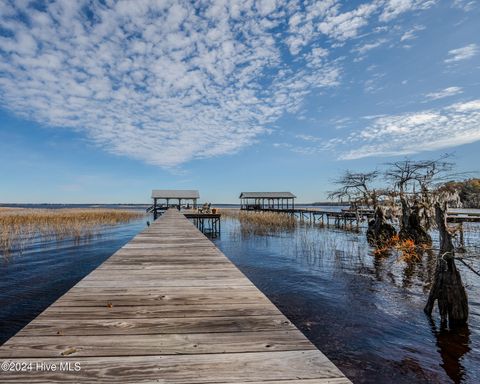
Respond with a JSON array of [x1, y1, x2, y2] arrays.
[[424, 86, 463, 101], [0, 0, 344, 167], [340, 99, 480, 159], [444, 43, 478, 63], [0, 0, 445, 167]]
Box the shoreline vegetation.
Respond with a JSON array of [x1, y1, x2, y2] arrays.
[[326, 156, 477, 328], [220, 209, 296, 235], [220, 155, 480, 328], [220, 207, 477, 261], [0, 208, 144, 256]]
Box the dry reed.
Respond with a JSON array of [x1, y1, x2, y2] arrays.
[[0, 208, 144, 255], [220, 208, 296, 235]]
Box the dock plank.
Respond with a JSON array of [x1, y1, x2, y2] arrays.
[[0, 330, 315, 357], [0, 351, 345, 383], [15, 315, 295, 337], [37, 303, 281, 320], [0, 209, 351, 383]]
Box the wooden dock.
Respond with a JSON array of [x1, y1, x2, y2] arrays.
[[184, 212, 221, 237], [252, 207, 480, 228], [446, 208, 480, 223], [0, 209, 351, 383], [256, 207, 374, 229]]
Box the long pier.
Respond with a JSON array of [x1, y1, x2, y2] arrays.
[[257, 207, 374, 229], [0, 209, 351, 383], [252, 207, 480, 228]]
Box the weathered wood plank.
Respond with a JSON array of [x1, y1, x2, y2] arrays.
[[122, 243, 216, 249], [101, 260, 232, 266], [0, 331, 315, 357], [95, 263, 234, 270], [52, 288, 269, 307], [75, 278, 254, 288], [16, 315, 295, 337], [0, 350, 345, 383], [0, 209, 351, 384], [112, 249, 221, 254], [83, 269, 244, 279], [113, 247, 221, 255], [64, 285, 261, 295], [37, 303, 280, 320]]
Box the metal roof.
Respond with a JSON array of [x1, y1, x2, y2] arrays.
[[239, 192, 296, 199], [152, 190, 200, 199]]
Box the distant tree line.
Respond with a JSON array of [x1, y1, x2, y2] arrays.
[[440, 179, 480, 208]]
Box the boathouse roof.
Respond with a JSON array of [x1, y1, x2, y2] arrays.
[[151, 190, 200, 199], [239, 192, 296, 199]]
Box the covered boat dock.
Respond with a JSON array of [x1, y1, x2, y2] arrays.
[[239, 192, 296, 210], [150, 190, 199, 219]]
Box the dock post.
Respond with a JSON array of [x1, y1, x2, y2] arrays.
[[458, 222, 466, 251]]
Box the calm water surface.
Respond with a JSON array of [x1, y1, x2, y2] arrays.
[[0, 212, 478, 384], [0, 218, 147, 343], [214, 217, 480, 384]]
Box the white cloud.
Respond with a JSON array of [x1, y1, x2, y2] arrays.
[[0, 0, 342, 167], [444, 43, 478, 63], [256, 0, 278, 16], [295, 134, 323, 142], [449, 99, 480, 112], [354, 38, 388, 55], [330, 117, 353, 129], [317, 2, 378, 41], [0, 0, 443, 167], [274, 100, 480, 160], [452, 0, 477, 12], [284, 0, 424, 54], [363, 72, 386, 93], [425, 86, 463, 101], [400, 25, 425, 41], [379, 0, 437, 22], [340, 99, 480, 159]]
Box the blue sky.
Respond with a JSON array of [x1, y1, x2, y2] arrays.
[[0, 0, 479, 204]]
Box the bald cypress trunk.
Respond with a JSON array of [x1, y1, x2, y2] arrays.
[[424, 203, 468, 327], [399, 195, 410, 232], [367, 206, 396, 246], [399, 200, 432, 245]]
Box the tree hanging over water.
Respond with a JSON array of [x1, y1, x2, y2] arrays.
[[329, 154, 471, 327], [385, 155, 457, 245], [328, 170, 397, 246]]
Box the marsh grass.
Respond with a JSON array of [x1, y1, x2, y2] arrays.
[[220, 208, 296, 235], [0, 208, 144, 256]]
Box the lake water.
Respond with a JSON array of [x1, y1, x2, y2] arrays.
[[0, 211, 479, 383], [0, 218, 146, 343]]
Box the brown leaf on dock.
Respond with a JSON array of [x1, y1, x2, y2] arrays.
[[61, 347, 77, 356]]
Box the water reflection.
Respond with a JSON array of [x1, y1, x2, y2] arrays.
[[0, 218, 146, 344], [216, 216, 480, 384], [430, 320, 471, 384], [1, 213, 478, 383], [372, 249, 389, 281]]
